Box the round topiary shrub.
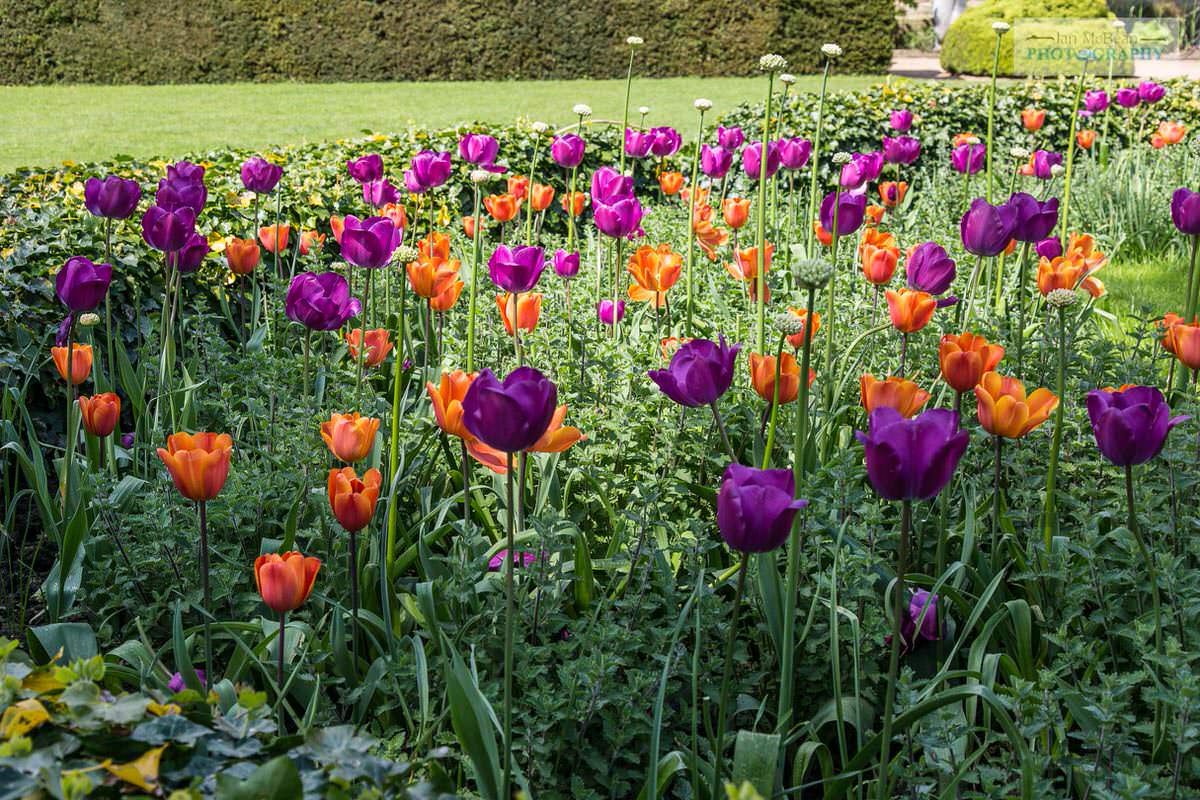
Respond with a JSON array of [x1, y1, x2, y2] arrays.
[[940, 0, 1110, 76]]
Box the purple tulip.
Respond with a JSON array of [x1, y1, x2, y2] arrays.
[[1029, 150, 1063, 180], [650, 126, 682, 157], [167, 161, 205, 183], [1036, 237, 1063, 260], [56, 315, 72, 346], [717, 126, 744, 150], [141, 205, 196, 253], [489, 244, 546, 293], [1086, 386, 1189, 467], [1084, 90, 1109, 114], [742, 141, 782, 180], [1171, 188, 1200, 236], [346, 154, 383, 184], [716, 463, 808, 553], [167, 669, 206, 693], [462, 367, 558, 453], [240, 156, 282, 194], [819, 191, 867, 237], [591, 167, 634, 205], [854, 407, 969, 501], [841, 151, 884, 189], [700, 145, 734, 179], [882, 136, 921, 166], [1008, 192, 1059, 243], [960, 198, 1018, 257], [597, 299, 626, 326], [1115, 88, 1140, 109], [120, 432, 135, 449], [155, 177, 207, 214], [340, 215, 398, 268], [889, 109, 913, 132], [553, 249, 581, 279], [459, 133, 501, 168], [488, 550, 539, 570], [779, 137, 813, 171], [1138, 81, 1165, 104], [362, 178, 400, 208], [648, 335, 740, 408], [950, 143, 986, 175], [625, 128, 654, 158], [593, 198, 644, 239], [905, 242, 956, 296], [168, 232, 209, 274], [404, 150, 452, 194], [551, 134, 586, 169], [285, 271, 362, 331], [56, 256, 112, 312], [84, 175, 141, 219], [891, 589, 940, 653]]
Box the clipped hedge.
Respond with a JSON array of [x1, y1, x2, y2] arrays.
[[939, 0, 1111, 76], [0, 0, 895, 85]]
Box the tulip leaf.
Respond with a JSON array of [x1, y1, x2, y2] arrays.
[[27, 622, 97, 664], [731, 730, 780, 797]]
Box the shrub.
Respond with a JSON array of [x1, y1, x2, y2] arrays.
[[939, 0, 1110, 76]]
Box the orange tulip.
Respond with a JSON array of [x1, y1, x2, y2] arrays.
[[1076, 130, 1096, 150], [627, 244, 682, 307], [722, 197, 751, 229], [865, 205, 886, 226], [1168, 320, 1200, 370], [860, 375, 930, 418], [320, 412, 379, 463], [226, 237, 260, 275], [254, 551, 320, 614], [379, 203, 408, 230], [560, 191, 587, 217], [507, 175, 529, 201], [784, 308, 820, 349], [885, 289, 936, 333], [812, 222, 833, 247], [52, 343, 93, 385], [258, 224, 290, 255], [430, 279, 465, 312], [407, 256, 461, 299], [330, 216, 345, 244], [1021, 108, 1045, 132], [694, 211, 729, 260], [1036, 256, 1104, 298], [327, 466, 382, 533], [528, 405, 585, 453], [426, 370, 479, 440], [530, 183, 555, 212], [878, 181, 907, 208], [156, 432, 232, 502], [485, 193, 522, 223], [952, 132, 978, 147], [859, 227, 896, 256], [418, 231, 451, 262], [1159, 313, 1194, 355], [344, 328, 392, 367], [659, 171, 684, 196], [939, 333, 1005, 394], [78, 393, 120, 437], [1153, 121, 1186, 147], [726, 243, 773, 282], [974, 372, 1058, 438], [462, 215, 477, 239], [661, 337, 691, 360], [749, 352, 803, 405], [299, 230, 325, 255], [861, 243, 899, 286], [497, 292, 542, 334]]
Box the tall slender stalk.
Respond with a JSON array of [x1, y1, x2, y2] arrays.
[[712, 551, 750, 791], [1014, 242, 1032, 375], [685, 105, 706, 336], [876, 498, 911, 800], [62, 318, 77, 515], [823, 190, 842, 413], [1042, 306, 1068, 550], [198, 500, 213, 686], [755, 73, 775, 353], [501, 451, 517, 799], [348, 528, 360, 669], [984, 27, 1005, 201], [804, 57, 832, 253], [1125, 463, 1166, 753], [467, 182, 483, 371], [1059, 62, 1090, 249]]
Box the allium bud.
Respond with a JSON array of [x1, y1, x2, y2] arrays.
[[638, 106, 650, 115], [470, 169, 493, 184], [79, 312, 101, 327], [821, 43, 843, 58], [992, 21, 1011, 32], [760, 53, 788, 72], [780, 73, 796, 85], [573, 104, 593, 117], [774, 311, 808, 336], [793, 255, 834, 290], [1010, 146, 1030, 159], [626, 36, 644, 46], [694, 98, 713, 111], [394, 245, 419, 263], [531, 121, 549, 134], [832, 151, 853, 165], [1046, 288, 1079, 309], [1049, 164, 1065, 177]]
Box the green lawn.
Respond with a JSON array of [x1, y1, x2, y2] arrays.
[[0, 76, 885, 172]]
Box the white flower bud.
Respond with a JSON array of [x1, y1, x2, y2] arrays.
[[638, 106, 651, 115], [964, 135, 981, 145], [794, 256, 834, 290], [832, 151, 852, 165], [470, 169, 492, 184], [774, 311, 808, 336], [1050, 164, 1065, 177], [626, 36, 644, 46], [394, 245, 420, 263], [1046, 288, 1079, 309], [992, 21, 1011, 33], [821, 43, 842, 58], [760, 53, 788, 72], [531, 121, 549, 134], [573, 103, 593, 117], [779, 73, 796, 85], [79, 312, 100, 327], [1010, 146, 1030, 159], [694, 98, 712, 111]]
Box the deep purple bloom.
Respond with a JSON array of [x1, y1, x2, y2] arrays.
[[488, 550, 539, 570], [155, 177, 207, 214], [597, 299, 626, 326], [346, 154, 383, 184], [700, 145, 733, 178], [591, 167, 634, 205], [742, 141, 782, 180], [854, 407, 969, 501], [1008, 192, 1059, 243], [1171, 188, 1200, 236], [648, 335, 740, 408], [553, 249, 581, 279], [340, 215, 398, 268], [841, 151, 884, 189], [1086, 386, 1189, 467], [649, 126, 681, 157], [404, 151, 452, 194], [905, 242, 956, 295], [960, 198, 1018, 257], [167, 161, 205, 183], [84, 175, 141, 219], [624, 128, 654, 158], [593, 198, 644, 239], [56, 315, 71, 346], [951, 143, 985, 175], [489, 245, 546, 293], [141, 205, 196, 253], [1036, 237, 1063, 260], [285, 271, 361, 331], [167, 669, 206, 693], [889, 109, 913, 132], [362, 178, 400, 208], [1029, 150, 1063, 180], [716, 463, 808, 553], [462, 367, 558, 453], [779, 137, 812, 170], [891, 589, 940, 652], [120, 432, 135, 449], [168, 232, 209, 274], [882, 136, 921, 166], [1138, 81, 1165, 104], [240, 157, 282, 194], [1115, 88, 1140, 108], [56, 256, 112, 312], [1084, 90, 1109, 114], [458, 133, 501, 169], [717, 126, 744, 150], [819, 191, 867, 237], [551, 134, 586, 169]]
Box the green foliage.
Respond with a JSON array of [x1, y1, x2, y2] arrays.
[[939, 0, 1110, 76]]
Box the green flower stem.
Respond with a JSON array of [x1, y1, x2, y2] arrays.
[[62, 318, 77, 515], [525, 135, 542, 246], [1014, 242, 1031, 376], [198, 500, 213, 686], [385, 324, 404, 580], [302, 329, 311, 400], [823, 190, 842, 414], [356, 267, 372, 408], [755, 72, 774, 353], [348, 527, 359, 669], [711, 550, 750, 791], [1059, 63, 1089, 250], [761, 334, 787, 469], [685, 107, 705, 336], [277, 611, 286, 702], [985, 29, 1004, 201], [1042, 306, 1068, 551], [1125, 463, 1166, 753], [618, 48, 635, 176], [956, 254, 985, 328], [710, 401, 737, 463], [804, 58, 831, 254], [467, 183, 482, 371], [876, 498, 911, 800], [992, 435, 1003, 559], [501, 451, 517, 800], [1184, 235, 1200, 324]]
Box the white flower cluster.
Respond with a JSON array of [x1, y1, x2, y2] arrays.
[[572, 103, 592, 117], [821, 43, 842, 58], [531, 121, 549, 134], [638, 105, 650, 115], [779, 73, 796, 86], [626, 36, 644, 46], [991, 21, 1011, 33], [832, 151, 852, 164], [759, 53, 788, 72], [694, 98, 713, 111], [394, 245, 420, 263], [469, 169, 493, 184]]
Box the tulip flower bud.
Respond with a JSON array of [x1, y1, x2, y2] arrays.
[[694, 98, 713, 111], [821, 43, 842, 58], [573, 104, 592, 117], [626, 36, 644, 46], [1046, 288, 1079, 309], [79, 312, 100, 327], [759, 53, 788, 72], [793, 255, 834, 290]]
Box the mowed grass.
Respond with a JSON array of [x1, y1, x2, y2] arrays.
[[0, 75, 884, 172]]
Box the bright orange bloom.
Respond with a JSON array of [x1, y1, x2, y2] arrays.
[[1101, 383, 1138, 393], [418, 232, 451, 262], [750, 352, 802, 405], [528, 405, 585, 453], [878, 181, 907, 208], [784, 308, 821, 349], [78, 393, 120, 437], [812, 222, 833, 247], [939, 332, 1005, 394], [485, 193, 522, 223], [1151, 121, 1186, 148], [1168, 320, 1200, 370], [974, 372, 1058, 438], [497, 292, 542, 334], [330, 216, 345, 244], [299, 230, 325, 255], [530, 183, 555, 212], [1077, 130, 1096, 149], [1036, 255, 1104, 298], [953, 132, 978, 147], [560, 191, 587, 216], [327, 466, 381, 533], [1002, 238, 1017, 256], [320, 413, 379, 463], [430, 280, 465, 312], [860, 375, 930, 418], [1065, 233, 1106, 271], [627, 244, 682, 307], [407, 256, 461, 299], [379, 203, 408, 230], [861, 243, 899, 286], [859, 227, 896, 256], [693, 211, 729, 260], [507, 175, 529, 200], [865, 205, 886, 226], [52, 343, 93, 385], [426, 371, 475, 440], [156, 432, 232, 502], [345, 328, 392, 367], [722, 198, 751, 229], [658, 171, 684, 196], [226, 237, 260, 275], [1021, 108, 1046, 132], [254, 551, 320, 614], [258, 224, 290, 255], [726, 243, 773, 282], [462, 215, 477, 239], [1159, 313, 1194, 355], [886, 289, 936, 333], [661, 337, 691, 360]]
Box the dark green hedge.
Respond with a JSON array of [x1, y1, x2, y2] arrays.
[[0, 0, 894, 85]]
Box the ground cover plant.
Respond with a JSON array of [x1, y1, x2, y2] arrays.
[[4, 39, 1200, 799]]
